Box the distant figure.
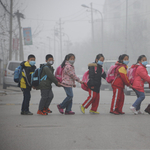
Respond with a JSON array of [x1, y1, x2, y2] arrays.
[[57, 53, 83, 115], [110, 54, 132, 115], [20, 54, 36, 115], [130, 55, 150, 115], [80, 54, 106, 114]]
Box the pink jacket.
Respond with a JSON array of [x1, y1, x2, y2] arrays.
[[61, 61, 80, 87], [132, 63, 150, 92]]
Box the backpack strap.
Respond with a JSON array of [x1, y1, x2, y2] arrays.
[[112, 65, 124, 84]]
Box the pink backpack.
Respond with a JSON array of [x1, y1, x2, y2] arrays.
[[81, 67, 104, 91], [106, 65, 120, 83], [81, 70, 90, 91], [127, 65, 138, 85], [55, 66, 64, 83]]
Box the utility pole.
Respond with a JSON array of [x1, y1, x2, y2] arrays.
[[125, 0, 128, 54], [59, 18, 62, 61], [54, 27, 56, 57], [15, 10, 24, 61], [90, 3, 94, 48], [47, 37, 51, 52], [9, 0, 13, 61]]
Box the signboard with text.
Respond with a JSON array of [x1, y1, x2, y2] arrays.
[[23, 27, 33, 45]]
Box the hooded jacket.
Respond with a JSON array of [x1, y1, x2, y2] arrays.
[[112, 62, 130, 89], [132, 63, 150, 92], [61, 61, 80, 87], [87, 63, 106, 93], [20, 61, 36, 89], [37, 63, 58, 90]]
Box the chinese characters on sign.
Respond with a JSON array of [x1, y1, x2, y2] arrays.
[[23, 27, 33, 45]]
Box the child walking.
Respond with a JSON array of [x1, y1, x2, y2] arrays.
[[130, 55, 150, 114], [37, 54, 61, 115], [110, 54, 132, 115], [80, 54, 106, 114], [57, 53, 83, 115], [20, 54, 36, 115]]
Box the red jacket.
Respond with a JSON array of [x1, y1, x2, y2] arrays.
[[112, 62, 130, 89], [132, 63, 150, 92]]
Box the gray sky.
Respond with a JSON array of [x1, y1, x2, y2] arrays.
[[17, 0, 105, 65], [21, 0, 105, 43]]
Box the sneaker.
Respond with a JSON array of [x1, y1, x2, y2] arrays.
[[118, 111, 125, 115], [57, 105, 64, 114], [89, 110, 100, 114], [65, 111, 75, 115], [137, 110, 144, 115], [21, 111, 25, 115], [23, 111, 33, 115], [43, 108, 52, 113], [80, 105, 85, 114], [110, 111, 114, 114], [37, 110, 48, 115], [110, 111, 119, 115], [130, 106, 138, 115]]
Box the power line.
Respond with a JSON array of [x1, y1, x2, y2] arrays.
[[61, 9, 84, 18], [65, 11, 86, 21]]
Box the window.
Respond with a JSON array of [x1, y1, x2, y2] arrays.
[[8, 62, 20, 71]]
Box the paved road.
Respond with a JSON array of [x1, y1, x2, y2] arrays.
[[0, 86, 150, 150]]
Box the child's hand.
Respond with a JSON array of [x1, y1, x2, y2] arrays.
[[80, 81, 84, 84], [129, 85, 132, 88], [32, 86, 36, 89], [57, 82, 61, 87], [73, 85, 76, 88]]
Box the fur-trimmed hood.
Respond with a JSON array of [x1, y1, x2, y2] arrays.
[[88, 63, 97, 67]]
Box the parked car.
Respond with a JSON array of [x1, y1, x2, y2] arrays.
[[124, 64, 150, 95], [101, 60, 116, 90], [3, 61, 22, 89]]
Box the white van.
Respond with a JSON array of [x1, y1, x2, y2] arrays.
[[3, 61, 22, 89], [124, 64, 150, 95], [101, 60, 116, 90]]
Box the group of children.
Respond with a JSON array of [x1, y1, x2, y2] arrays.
[[19, 53, 150, 116]]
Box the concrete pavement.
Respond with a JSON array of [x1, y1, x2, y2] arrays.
[[0, 86, 150, 150]]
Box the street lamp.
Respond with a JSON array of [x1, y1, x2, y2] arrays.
[[81, 3, 104, 53], [81, 4, 89, 8]]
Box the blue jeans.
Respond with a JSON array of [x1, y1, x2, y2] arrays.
[[60, 87, 73, 112], [133, 89, 145, 111], [21, 88, 31, 112]]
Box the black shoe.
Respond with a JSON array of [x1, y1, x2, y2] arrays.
[[24, 111, 33, 115], [21, 111, 25, 115]]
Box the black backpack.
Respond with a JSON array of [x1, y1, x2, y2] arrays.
[[31, 64, 47, 87]]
